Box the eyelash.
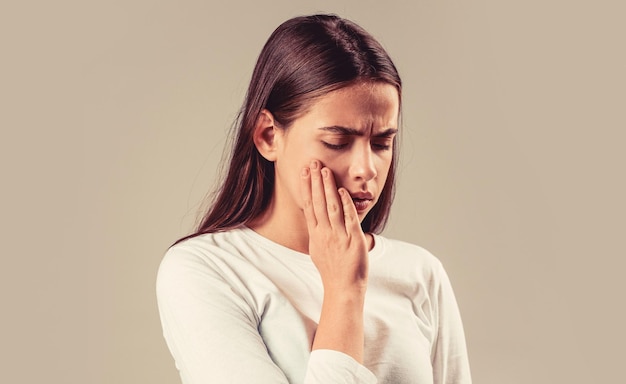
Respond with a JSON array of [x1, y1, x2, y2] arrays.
[[373, 143, 391, 151], [321, 141, 391, 151], [322, 142, 348, 150]]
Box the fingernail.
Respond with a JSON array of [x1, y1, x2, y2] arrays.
[[301, 167, 309, 177], [321, 168, 328, 178], [310, 160, 318, 169]]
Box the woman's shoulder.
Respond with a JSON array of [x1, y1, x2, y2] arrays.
[[156, 228, 264, 329], [157, 228, 256, 281]]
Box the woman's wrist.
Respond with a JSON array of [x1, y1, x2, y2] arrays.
[[322, 285, 367, 306]]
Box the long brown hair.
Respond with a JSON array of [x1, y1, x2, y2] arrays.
[[176, 14, 402, 245]]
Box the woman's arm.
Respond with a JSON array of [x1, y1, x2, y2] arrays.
[[300, 161, 371, 365], [431, 261, 472, 384], [156, 248, 291, 383]]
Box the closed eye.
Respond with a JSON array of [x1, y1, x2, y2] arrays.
[[321, 141, 349, 150], [372, 140, 392, 151]]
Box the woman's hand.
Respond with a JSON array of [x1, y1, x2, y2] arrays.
[[300, 159, 369, 291], [300, 159, 369, 362]]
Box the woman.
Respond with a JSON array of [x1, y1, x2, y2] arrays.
[[157, 14, 471, 384]]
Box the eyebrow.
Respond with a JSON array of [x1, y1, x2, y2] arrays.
[[317, 126, 398, 138]]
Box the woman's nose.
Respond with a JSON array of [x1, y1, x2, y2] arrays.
[[349, 143, 377, 182]]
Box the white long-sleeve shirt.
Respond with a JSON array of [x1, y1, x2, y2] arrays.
[[156, 227, 471, 383]]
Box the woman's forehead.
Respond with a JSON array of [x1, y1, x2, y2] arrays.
[[302, 83, 400, 129]]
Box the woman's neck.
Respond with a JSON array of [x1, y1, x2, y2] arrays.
[[247, 197, 374, 254], [248, 198, 311, 254]]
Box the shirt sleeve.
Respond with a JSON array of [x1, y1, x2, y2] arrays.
[[430, 261, 472, 384], [305, 350, 377, 384], [156, 246, 377, 384]]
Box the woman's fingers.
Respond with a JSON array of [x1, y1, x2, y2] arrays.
[[300, 166, 317, 228], [339, 187, 361, 234], [302, 161, 357, 234], [321, 167, 345, 231], [309, 161, 330, 227]]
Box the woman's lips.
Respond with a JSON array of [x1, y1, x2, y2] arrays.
[[347, 192, 374, 213], [352, 197, 373, 213], [350, 192, 374, 213]]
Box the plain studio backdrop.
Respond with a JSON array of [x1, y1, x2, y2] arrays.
[[1, 1, 624, 383]]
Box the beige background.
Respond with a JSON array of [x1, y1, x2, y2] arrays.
[[2, 1, 624, 383]]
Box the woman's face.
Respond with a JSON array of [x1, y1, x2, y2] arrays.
[[272, 82, 400, 222]]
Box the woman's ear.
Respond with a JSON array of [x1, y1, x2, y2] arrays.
[[253, 109, 280, 161]]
